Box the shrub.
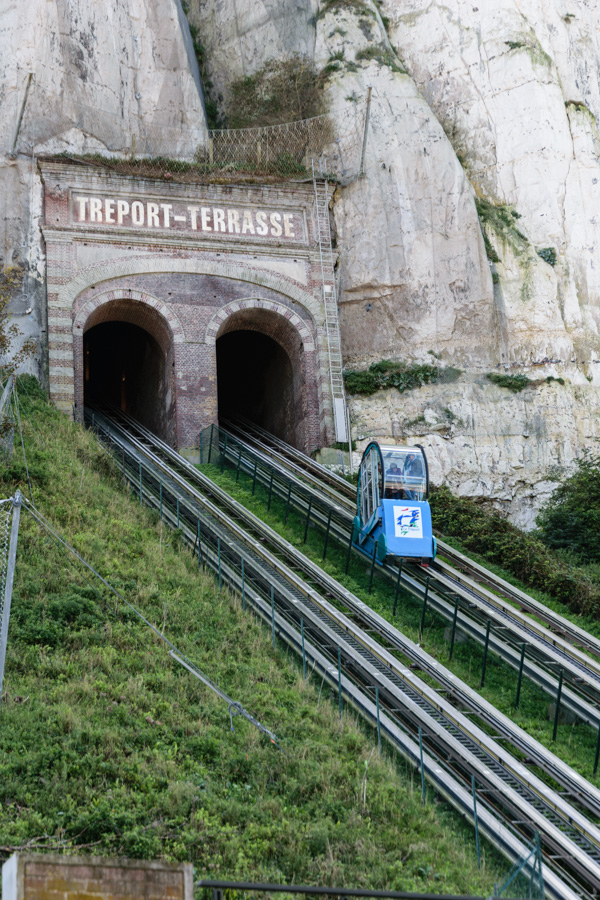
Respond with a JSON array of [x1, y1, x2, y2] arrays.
[[537, 452, 600, 563], [486, 373, 531, 393], [227, 57, 327, 129], [537, 247, 557, 266], [344, 360, 438, 396], [431, 485, 600, 615]]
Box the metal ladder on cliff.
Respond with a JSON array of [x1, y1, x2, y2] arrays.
[[312, 158, 349, 444]]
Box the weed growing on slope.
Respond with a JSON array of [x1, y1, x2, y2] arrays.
[[0, 378, 501, 896]]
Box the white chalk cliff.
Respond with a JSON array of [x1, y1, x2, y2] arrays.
[[4, 0, 600, 524], [190, 0, 600, 526], [0, 0, 207, 370]]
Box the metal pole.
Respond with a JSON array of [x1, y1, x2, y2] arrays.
[[344, 526, 354, 574], [552, 668, 564, 741], [594, 723, 600, 776], [218, 538, 222, 590], [220, 434, 228, 473], [471, 775, 481, 869], [10, 73, 33, 159], [338, 647, 342, 719], [368, 546, 377, 593], [139, 462, 143, 504], [418, 726, 426, 803], [515, 643, 526, 708], [271, 586, 275, 648], [207, 423, 214, 464], [251, 460, 258, 495], [284, 483, 292, 525], [359, 85, 372, 177], [303, 498, 312, 543], [197, 520, 201, 569], [176, 497, 180, 529], [480, 620, 491, 688], [241, 558, 245, 611], [301, 618, 306, 679], [267, 470, 274, 510], [393, 560, 403, 616], [0, 493, 22, 701], [375, 685, 381, 754], [322, 509, 333, 560], [235, 447, 242, 483], [449, 597, 459, 660], [419, 576, 430, 639], [159, 482, 163, 521]]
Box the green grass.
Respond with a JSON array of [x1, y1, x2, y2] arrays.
[[0, 377, 504, 895], [199, 458, 600, 787]]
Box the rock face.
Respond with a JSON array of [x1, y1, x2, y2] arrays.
[[188, 0, 600, 526], [5, 0, 600, 524], [0, 0, 207, 373]]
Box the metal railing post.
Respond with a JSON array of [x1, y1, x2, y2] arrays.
[[515, 643, 526, 708], [480, 620, 491, 688], [303, 498, 312, 543], [419, 576, 430, 639], [393, 560, 403, 616], [449, 597, 459, 660], [552, 668, 564, 741], [0, 493, 22, 701], [322, 509, 333, 560]]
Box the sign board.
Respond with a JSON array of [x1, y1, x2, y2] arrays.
[[70, 192, 306, 242], [393, 505, 423, 539]]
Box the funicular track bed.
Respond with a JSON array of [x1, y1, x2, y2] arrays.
[[220, 419, 600, 725], [86, 405, 600, 899]]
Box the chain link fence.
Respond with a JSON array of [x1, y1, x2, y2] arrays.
[[0, 377, 14, 460], [11, 81, 367, 184]]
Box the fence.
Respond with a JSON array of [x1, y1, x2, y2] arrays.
[[0, 377, 14, 459], [10, 80, 368, 184], [197, 880, 522, 900]]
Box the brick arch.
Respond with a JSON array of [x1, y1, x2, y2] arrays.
[[72, 289, 179, 447], [73, 289, 184, 347], [210, 301, 321, 453], [60, 258, 322, 325], [205, 299, 315, 350]]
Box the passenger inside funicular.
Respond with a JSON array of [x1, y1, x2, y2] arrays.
[[382, 447, 426, 501]]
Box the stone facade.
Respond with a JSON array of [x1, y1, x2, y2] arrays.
[[40, 162, 338, 454], [1, 853, 193, 900]]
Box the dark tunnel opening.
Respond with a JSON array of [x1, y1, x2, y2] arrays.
[[217, 329, 297, 446], [84, 320, 170, 441]]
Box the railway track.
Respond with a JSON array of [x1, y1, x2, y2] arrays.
[[86, 405, 600, 898], [218, 419, 600, 726]]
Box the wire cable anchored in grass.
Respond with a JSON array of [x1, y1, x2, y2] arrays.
[[21, 499, 281, 748]]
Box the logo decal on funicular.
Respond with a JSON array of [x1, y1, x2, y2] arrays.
[[393, 506, 423, 539]]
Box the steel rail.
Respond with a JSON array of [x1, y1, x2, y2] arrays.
[[231, 418, 600, 663], [213, 423, 600, 715], [100, 406, 600, 730], [86, 408, 600, 896]]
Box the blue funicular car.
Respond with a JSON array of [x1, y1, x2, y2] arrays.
[[353, 442, 436, 566]]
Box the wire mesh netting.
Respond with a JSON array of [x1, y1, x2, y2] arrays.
[[11, 82, 367, 185], [0, 378, 14, 460], [494, 835, 545, 899]]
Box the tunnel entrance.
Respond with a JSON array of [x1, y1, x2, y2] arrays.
[[83, 304, 175, 444], [217, 329, 297, 446]]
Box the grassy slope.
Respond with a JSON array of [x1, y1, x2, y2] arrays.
[[200, 460, 600, 787], [0, 379, 502, 895]]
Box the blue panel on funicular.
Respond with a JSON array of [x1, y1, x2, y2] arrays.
[[353, 442, 436, 565]]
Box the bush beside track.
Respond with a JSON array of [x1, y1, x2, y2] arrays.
[[430, 485, 600, 617]]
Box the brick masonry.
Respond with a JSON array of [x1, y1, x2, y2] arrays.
[[40, 162, 338, 453], [1, 853, 193, 900]]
